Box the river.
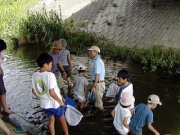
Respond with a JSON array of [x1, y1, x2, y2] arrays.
[[1, 49, 180, 135]]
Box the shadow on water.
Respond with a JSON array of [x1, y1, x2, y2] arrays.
[[2, 46, 180, 135]]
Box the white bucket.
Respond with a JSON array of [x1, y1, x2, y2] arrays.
[[65, 105, 83, 126]]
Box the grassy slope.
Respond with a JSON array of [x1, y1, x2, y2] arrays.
[[0, 0, 40, 40]]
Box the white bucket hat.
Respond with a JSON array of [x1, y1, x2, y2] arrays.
[[120, 92, 135, 106]]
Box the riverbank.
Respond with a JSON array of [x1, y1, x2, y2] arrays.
[[31, 0, 180, 48]]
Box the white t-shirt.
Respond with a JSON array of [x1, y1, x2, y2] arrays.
[[32, 71, 62, 109], [113, 104, 131, 135], [121, 83, 133, 96], [120, 83, 134, 109]]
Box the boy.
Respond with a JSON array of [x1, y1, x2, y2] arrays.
[[129, 94, 161, 135], [73, 64, 88, 110], [116, 69, 134, 108], [0, 39, 13, 114], [111, 92, 135, 135], [32, 53, 68, 135]]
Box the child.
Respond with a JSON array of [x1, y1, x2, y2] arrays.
[[73, 64, 88, 110], [0, 39, 13, 114], [32, 53, 68, 135], [115, 69, 134, 108], [59, 39, 73, 94], [111, 92, 135, 135], [129, 94, 161, 135]]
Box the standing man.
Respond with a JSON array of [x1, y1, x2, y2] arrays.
[[88, 46, 105, 111]]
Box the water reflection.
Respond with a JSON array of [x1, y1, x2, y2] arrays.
[[2, 52, 180, 135]]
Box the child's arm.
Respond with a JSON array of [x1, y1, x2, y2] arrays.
[[32, 89, 38, 97], [130, 108, 135, 115], [123, 117, 130, 130], [0, 66, 4, 76], [111, 108, 115, 117], [49, 88, 65, 106], [147, 123, 160, 135], [67, 53, 72, 71]]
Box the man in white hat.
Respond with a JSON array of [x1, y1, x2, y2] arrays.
[[88, 46, 105, 111], [129, 94, 162, 135]]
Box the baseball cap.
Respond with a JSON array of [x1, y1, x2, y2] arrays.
[[88, 46, 100, 53], [77, 64, 86, 71], [147, 94, 162, 105], [120, 92, 135, 106]]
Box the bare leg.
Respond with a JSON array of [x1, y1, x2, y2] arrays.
[[79, 102, 84, 111], [59, 115, 69, 135], [0, 93, 13, 114], [48, 115, 55, 135], [66, 77, 72, 88], [0, 118, 15, 135]]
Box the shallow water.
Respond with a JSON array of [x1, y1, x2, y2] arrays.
[[1, 52, 180, 135]]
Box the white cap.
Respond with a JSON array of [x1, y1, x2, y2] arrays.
[[147, 94, 162, 105], [77, 64, 86, 71], [88, 46, 100, 53]]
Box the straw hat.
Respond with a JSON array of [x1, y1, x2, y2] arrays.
[[52, 41, 62, 49]]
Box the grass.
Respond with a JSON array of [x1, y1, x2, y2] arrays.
[[0, 0, 40, 41]]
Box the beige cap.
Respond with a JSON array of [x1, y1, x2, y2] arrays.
[[88, 46, 100, 53], [147, 94, 162, 105], [52, 41, 62, 49]]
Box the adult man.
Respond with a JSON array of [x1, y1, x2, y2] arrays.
[[88, 46, 105, 110]]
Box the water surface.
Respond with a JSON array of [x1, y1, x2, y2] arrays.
[[2, 52, 180, 135]]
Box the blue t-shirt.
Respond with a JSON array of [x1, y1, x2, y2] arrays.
[[129, 103, 153, 132], [90, 55, 105, 81]]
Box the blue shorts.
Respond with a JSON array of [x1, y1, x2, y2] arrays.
[[43, 106, 66, 118], [0, 74, 6, 95]]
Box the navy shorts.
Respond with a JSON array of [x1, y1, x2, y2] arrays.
[[0, 74, 6, 95], [63, 65, 71, 78], [43, 106, 66, 118]]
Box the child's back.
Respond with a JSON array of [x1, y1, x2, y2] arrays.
[[73, 65, 88, 110], [111, 92, 135, 135], [32, 71, 63, 108]]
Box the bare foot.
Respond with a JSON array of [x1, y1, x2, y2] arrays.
[[3, 108, 14, 114]]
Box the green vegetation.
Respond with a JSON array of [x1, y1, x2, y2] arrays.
[[1, 1, 180, 78], [14, 11, 180, 77], [0, 0, 40, 41], [75, 20, 85, 27]]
